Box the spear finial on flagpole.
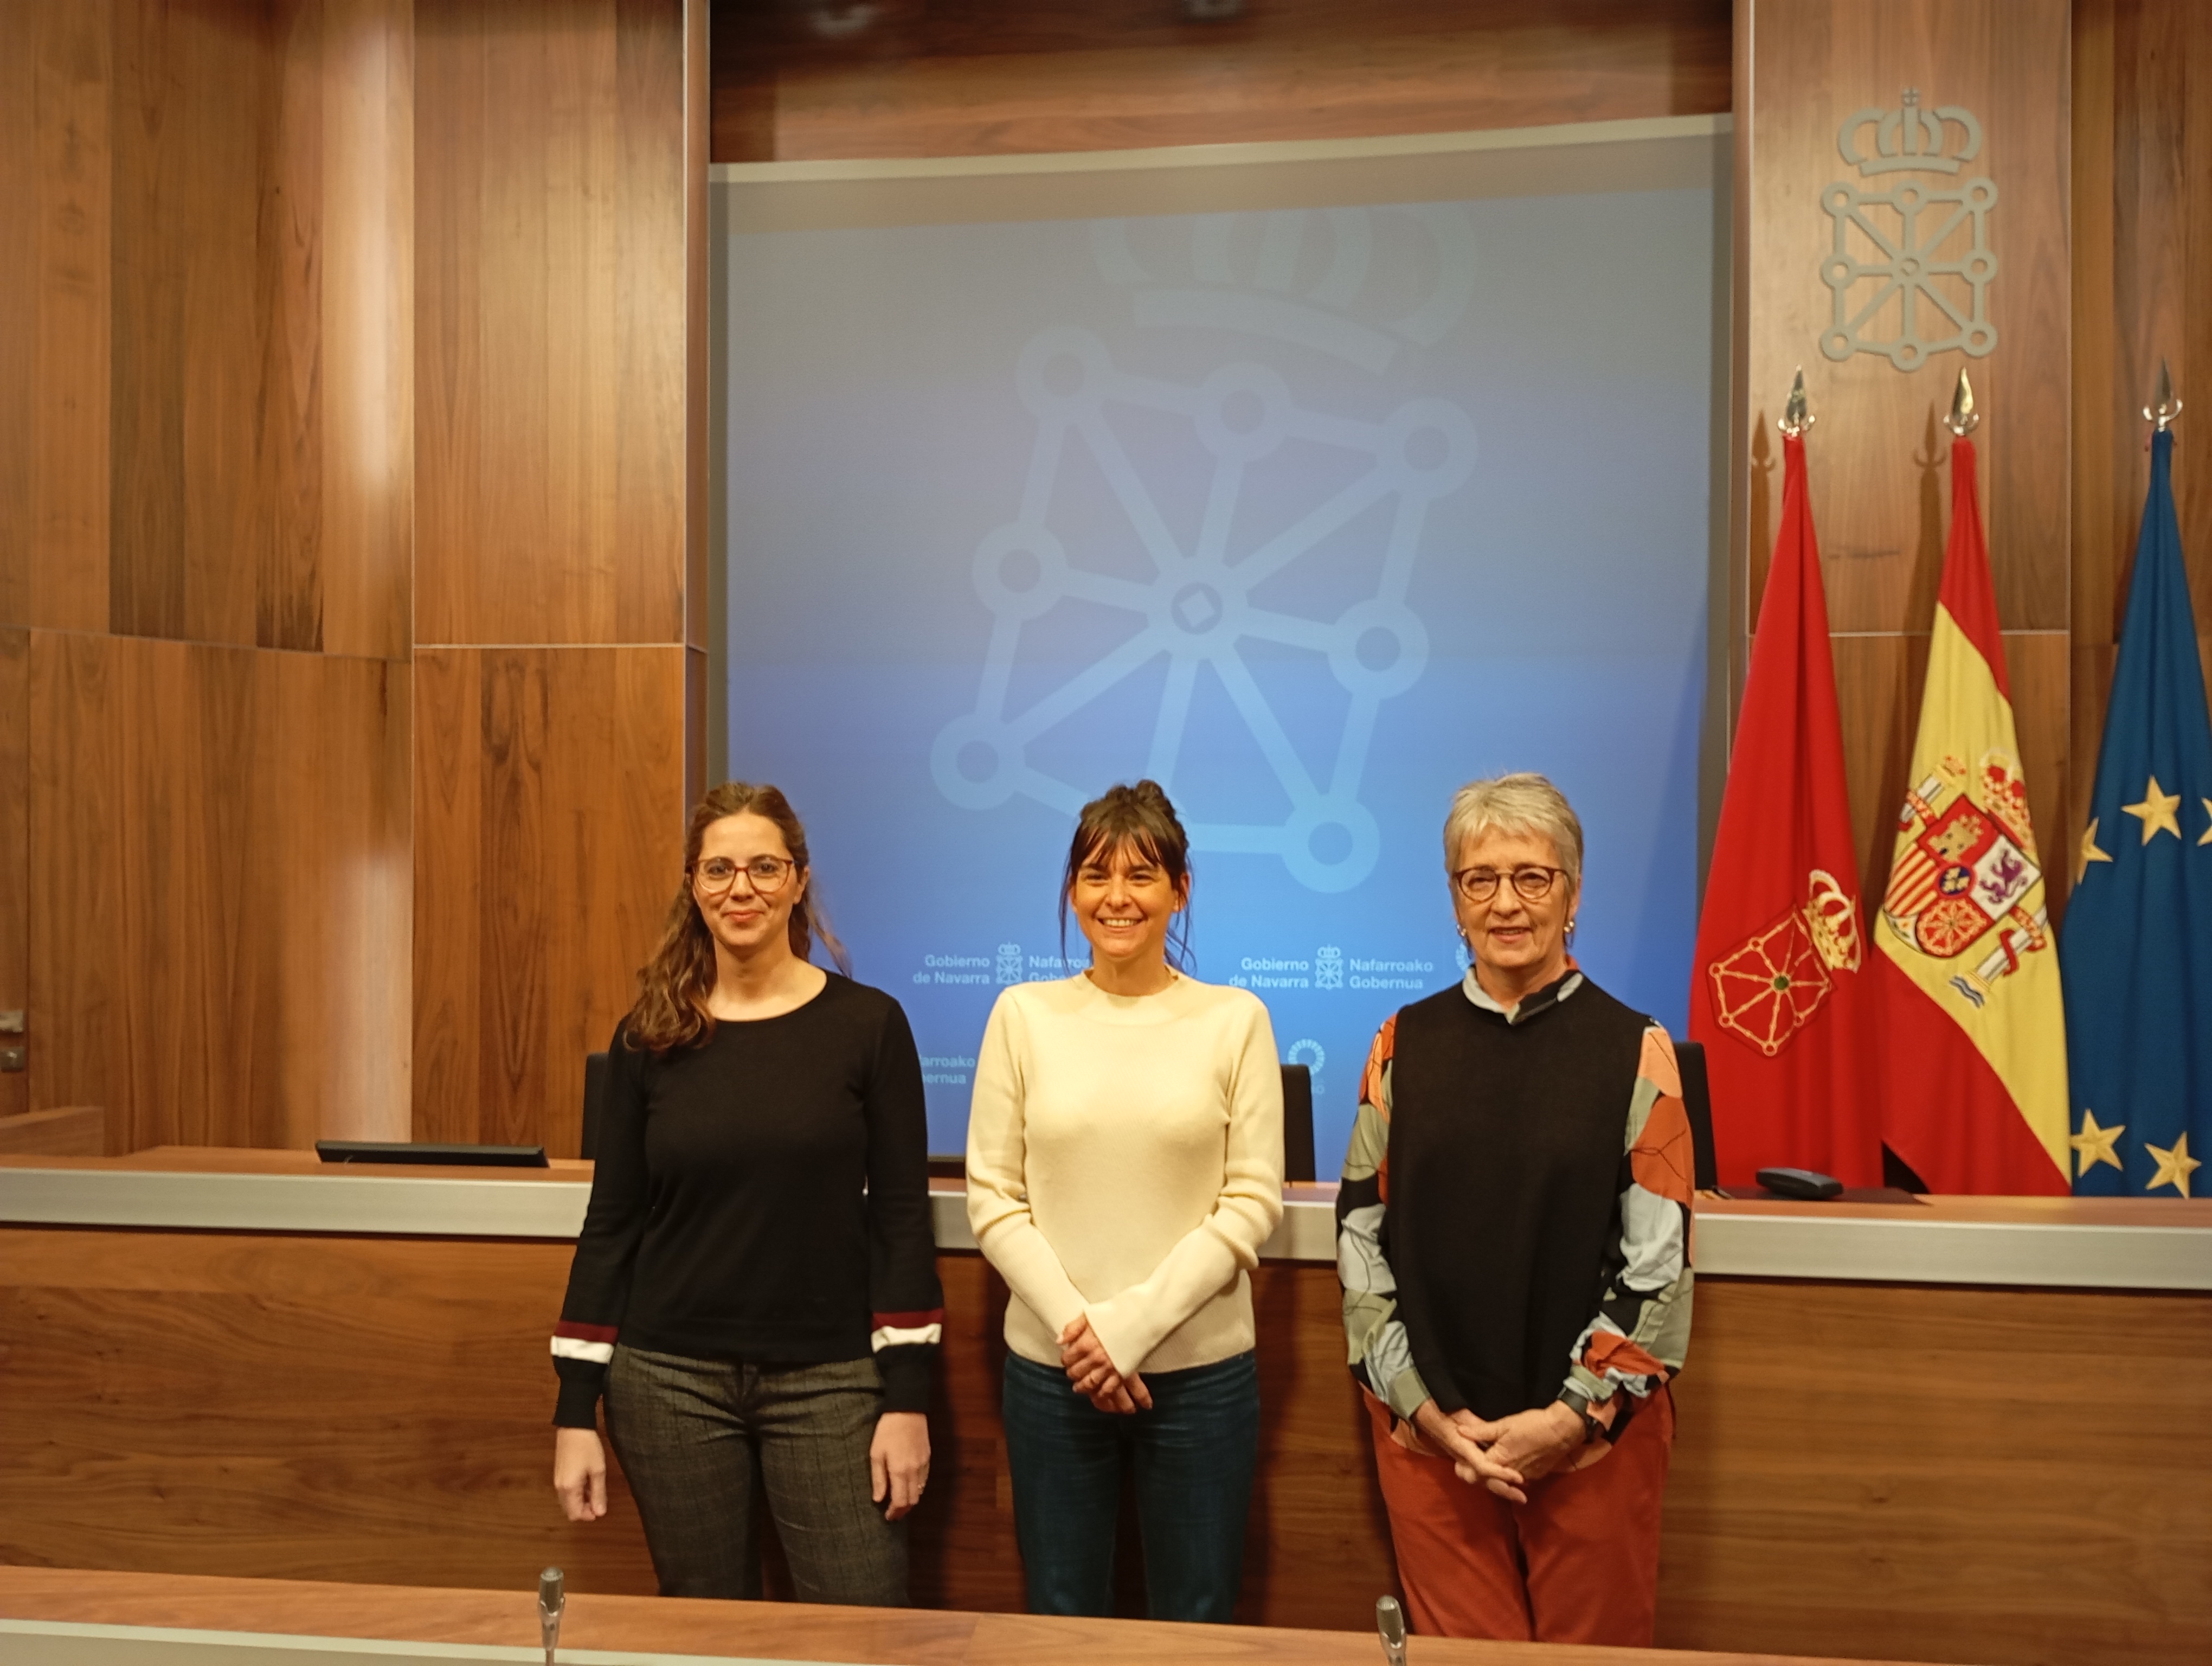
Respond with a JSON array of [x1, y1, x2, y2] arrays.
[[1778, 367, 1814, 437], [1945, 368, 1979, 437], [2144, 358, 2182, 432]]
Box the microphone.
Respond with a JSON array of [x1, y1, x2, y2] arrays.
[[538, 1567, 565, 1666], [1375, 1595, 1408, 1666]]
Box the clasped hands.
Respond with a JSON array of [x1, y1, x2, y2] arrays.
[[1058, 1313, 1152, 1414], [1411, 1398, 1587, 1503]]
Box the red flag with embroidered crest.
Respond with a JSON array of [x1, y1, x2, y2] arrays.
[[1688, 431, 1882, 1186]]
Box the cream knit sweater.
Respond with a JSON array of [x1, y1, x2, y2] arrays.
[[965, 972, 1285, 1377]]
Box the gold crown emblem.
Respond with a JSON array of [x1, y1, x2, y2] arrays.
[[1802, 868, 1863, 973], [1837, 88, 1983, 177]]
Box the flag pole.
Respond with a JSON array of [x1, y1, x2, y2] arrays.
[[2144, 358, 2182, 433], [1779, 367, 1813, 438], [1945, 368, 1979, 437]]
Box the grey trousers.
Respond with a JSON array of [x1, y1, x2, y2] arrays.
[[604, 1344, 907, 1605]]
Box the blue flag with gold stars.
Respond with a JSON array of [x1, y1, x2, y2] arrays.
[[2061, 430, 2212, 1197]]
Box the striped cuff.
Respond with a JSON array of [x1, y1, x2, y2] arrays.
[[551, 1319, 618, 1365], [870, 1308, 944, 1352]]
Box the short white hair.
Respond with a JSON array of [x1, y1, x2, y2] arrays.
[[1442, 773, 1583, 891]]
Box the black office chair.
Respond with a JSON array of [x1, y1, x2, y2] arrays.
[[1673, 1039, 1718, 1191], [1280, 1063, 1316, 1183]]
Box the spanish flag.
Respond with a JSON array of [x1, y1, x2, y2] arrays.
[[1872, 428, 2069, 1194]]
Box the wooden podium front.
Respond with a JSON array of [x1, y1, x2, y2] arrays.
[[1, 1150, 2207, 1666]]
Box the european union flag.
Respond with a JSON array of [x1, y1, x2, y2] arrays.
[[2061, 429, 2212, 1197]]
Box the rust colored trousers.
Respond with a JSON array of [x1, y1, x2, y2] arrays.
[[1365, 1385, 1675, 1646]]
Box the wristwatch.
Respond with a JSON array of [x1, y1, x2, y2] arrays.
[[1559, 1390, 1601, 1443]]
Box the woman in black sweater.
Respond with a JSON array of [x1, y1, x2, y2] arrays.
[[550, 781, 943, 1605]]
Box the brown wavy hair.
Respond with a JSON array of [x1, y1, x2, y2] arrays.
[[623, 781, 850, 1053], [1057, 779, 1194, 972]]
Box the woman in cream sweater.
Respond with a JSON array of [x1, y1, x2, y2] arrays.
[[966, 780, 1284, 1623]]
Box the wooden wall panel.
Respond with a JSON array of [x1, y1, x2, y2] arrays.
[[1741, 0, 2076, 914], [412, 647, 687, 1152], [110, 0, 276, 647], [0, 632, 25, 1120], [0, 1106, 107, 1156], [1742, 0, 2071, 636], [0, 1, 112, 634], [101, 0, 415, 658], [27, 632, 411, 1149], [2071, 0, 2212, 847], [711, 0, 1733, 163], [413, 0, 687, 649], [0, 7, 37, 630], [684, 0, 710, 656], [318, 0, 417, 663], [4, 1221, 2208, 1666], [1656, 1279, 2212, 1664], [0, 1226, 657, 1589], [7, 0, 697, 1158]]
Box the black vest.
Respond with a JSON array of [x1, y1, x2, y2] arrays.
[[1385, 973, 1648, 1420]]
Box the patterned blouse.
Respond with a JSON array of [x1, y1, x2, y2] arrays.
[[1335, 969, 1695, 1443]]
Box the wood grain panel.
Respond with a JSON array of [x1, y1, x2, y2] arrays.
[[0, 1106, 107, 1156], [1742, 0, 2070, 638], [2067, 0, 2212, 881], [684, 0, 711, 656], [2, 1220, 2205, 1665], [712, 0, 1732, 163], [2071, 0, 2124, 665], [411, 646, 687, 1152], [413, 0, 687, 648], [318, 0, 416, 662], [0, 1226, 657, 1590], [110, 0, 269, 646], [0, 5, 36, 629], [0, 1, 112, 633], [27, 631, 411, 1148], [0, 630, 24, 1120], [1657, 1279, 2212, 1664], [8, 0, 411, 655]]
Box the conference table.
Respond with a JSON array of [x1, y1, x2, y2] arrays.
[[2, 1148, 2208, 1666], [0, 1566, 1939, 1666]]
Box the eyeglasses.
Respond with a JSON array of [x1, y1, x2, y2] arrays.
[[695, 856, 796, 895], [1452, 864, 1567, 904]]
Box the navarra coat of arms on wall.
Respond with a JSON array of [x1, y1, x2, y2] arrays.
[[1881, 751, 2051, 1007], [1820, 89, 1996, 371]]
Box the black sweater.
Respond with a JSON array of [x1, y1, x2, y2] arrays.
[[1384, 973, 1649, 1420], [552, 974, 944, 1427]]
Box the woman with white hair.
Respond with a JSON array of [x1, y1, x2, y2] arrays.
[[1334, 772, 1694, 1646]]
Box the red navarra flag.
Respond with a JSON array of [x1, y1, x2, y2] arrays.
[[1869, 436, 2068, 1194], [1690, 431, 1882, 1187]]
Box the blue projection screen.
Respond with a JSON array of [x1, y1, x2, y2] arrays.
[[716, 125, 1725, 1159]]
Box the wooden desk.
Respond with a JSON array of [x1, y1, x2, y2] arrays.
[[2, 1152, 2207, 1666], [0, 1567, 1935, 1666]]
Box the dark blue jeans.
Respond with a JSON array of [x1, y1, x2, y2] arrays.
[[1001, 1348, 1260, 1623]]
